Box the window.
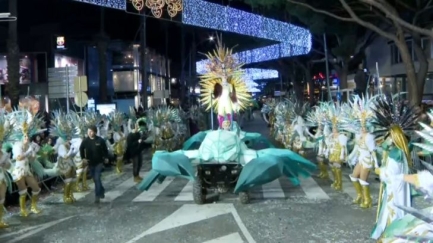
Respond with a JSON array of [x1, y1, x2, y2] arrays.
[[390, 43, 399, 64], [422, 38, 432, 58]]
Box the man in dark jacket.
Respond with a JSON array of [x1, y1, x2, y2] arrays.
[[125, 119, 150, 183], [80, 125, 108, 203], [354, 63, 367, 97]]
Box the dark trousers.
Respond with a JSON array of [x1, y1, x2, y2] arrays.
[[89, 163, 105, 198], [132, 152, 143, 177]]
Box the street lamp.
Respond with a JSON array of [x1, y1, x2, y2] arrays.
[[0, 13, 17, 22]]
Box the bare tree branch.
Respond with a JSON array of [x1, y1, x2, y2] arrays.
[[395, 0, 417, 11], [361, 0, 433, 38], [413, 0, 433, 24], [286, 0, 354, 22]]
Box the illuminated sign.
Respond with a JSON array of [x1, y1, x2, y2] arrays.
[[56, 36, 65, 49]]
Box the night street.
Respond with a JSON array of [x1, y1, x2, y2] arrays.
[[0, 118, 382, 243]]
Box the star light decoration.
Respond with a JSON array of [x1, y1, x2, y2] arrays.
[[73, 0, 311, 89]]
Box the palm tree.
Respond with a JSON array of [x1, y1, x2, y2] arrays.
[[6, 0, 20, 107]]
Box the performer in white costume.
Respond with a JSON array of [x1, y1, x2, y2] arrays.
[[10, 110, 45, 217], [324, 103, 348, 191], [69, 111, 90, 192], [306, 103, 328, 179], [50, 111, 79, 203], [0, 113, 12, 228], [346, 95, 378, 208], [108, 111, 127, 174], [369, 97, 418, 240]]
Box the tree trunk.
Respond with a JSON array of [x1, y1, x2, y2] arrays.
[[97, 38, 108, 103], [412, 33, 428, 104], [395, 35, 420, 106], [6, 0, 19, 108]]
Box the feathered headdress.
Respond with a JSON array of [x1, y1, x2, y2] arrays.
[[413, 110, 433, 155], [148, 106, 182, 128], [199, 35, 251, 113], [306, 103, 328, 127], [83, 111, 101, 129], [67, 111, 86, 137], [0, 112, 12, 143], [50, 110, 76, 141], [323, 102, 344, 129], [10, 109, 45, 140], [108, 111, 125, 132], [371, 94, 420, 168]]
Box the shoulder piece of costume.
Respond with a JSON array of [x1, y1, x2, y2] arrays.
[[50, 110, 76, 141], [371, 94, 420, 169], [10, 109, 45, 140], [0, 111, 13, 144], [414, 109, 433, 155], [108, 111, 125, 132], [199, 36, 251, 112]]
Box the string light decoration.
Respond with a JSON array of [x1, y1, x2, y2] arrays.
[[74, 0, 310, 88]]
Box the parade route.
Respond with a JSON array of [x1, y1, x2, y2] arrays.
[[0, 118, 383, 243]]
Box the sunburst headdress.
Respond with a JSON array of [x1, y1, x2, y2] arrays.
[[199, 35, 251, 113], [10, 109, 45, 140], [372, 94, 419, 168], [341, 94, 377, 133], [322, 102, 344, 130], [0, 111, 12, 143], [50, 110, 76, 141], [108, 111, 126, 132]]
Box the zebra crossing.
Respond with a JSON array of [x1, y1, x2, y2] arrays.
[[42, 165, 381, 205]]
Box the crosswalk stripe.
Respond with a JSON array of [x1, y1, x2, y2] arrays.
[[299, 176, 330, 200], [261, 179, 285, 199], [341, 174, 357, 200], [102, 177, 136, 202], [132, 177, 175, 202], [174, 180, 194, 201], [202, 233, 244, 243]]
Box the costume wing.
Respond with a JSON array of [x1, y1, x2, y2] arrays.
[[241, 132, 275, 149], [182, 131, 209, 150], [394, 235, 433, 242], [234, 148, 316, 193], [137, 151, 195, 191]]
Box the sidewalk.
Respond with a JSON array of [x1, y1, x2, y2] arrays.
[[241, 112, 270, 136]]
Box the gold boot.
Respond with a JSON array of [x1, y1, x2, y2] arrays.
[[317, 161, 329, 179], [330, 168, 337, 188], [0, 205, 9, 228], [74, 173, 82, 192], [81, 171, 90, 191], [63, 183, 73, 204], [30, 194, 42, 214], [68, 182, 76, 202], [360, 185, 372, 208], [19, 195, 29, 217], [334, 168, 343, 191], [352, 181, 363, 204], [116, 158, 123, 174]]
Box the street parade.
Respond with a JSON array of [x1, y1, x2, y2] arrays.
[[0, 37, 432, 242]]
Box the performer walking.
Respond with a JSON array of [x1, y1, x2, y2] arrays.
[[346, 96, 378, 208], [10, 110, 45, 217], [0, 114, 12, 228], [50, 111, 78, 203], [69, 111, 90, 192], [370, 96, 418, 240], [79, 125, 108, 203], [108, 112, 127, 174]]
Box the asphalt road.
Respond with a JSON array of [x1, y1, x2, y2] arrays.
[[0, 115, 387, 243]]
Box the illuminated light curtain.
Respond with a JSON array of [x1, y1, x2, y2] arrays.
[[131, 0, 183, 18]]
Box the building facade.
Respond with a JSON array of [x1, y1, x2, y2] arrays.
[[365, 36, 433, 99]]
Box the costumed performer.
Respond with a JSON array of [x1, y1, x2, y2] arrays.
[[10, 110, 45, 217], [346, 95, 378, 208], [50, 111, 78, 203], [369, 96, 419, 240], [324, 103, 348, 191], [0, 113, 12, 228], [306, 103, 328, 179], [108, 111, 127, 174], [291, 102, 310, 156], [199, 36, 251, 129], [69, 111, 90, 192]]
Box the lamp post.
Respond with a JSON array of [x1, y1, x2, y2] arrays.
[[323, 33, 332, 101]]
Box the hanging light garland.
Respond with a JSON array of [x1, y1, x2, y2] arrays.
[[131, 0, 183, 18]]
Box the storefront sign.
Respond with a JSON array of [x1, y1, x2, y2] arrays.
[[56, 36, 66, 49]]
